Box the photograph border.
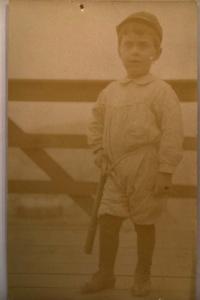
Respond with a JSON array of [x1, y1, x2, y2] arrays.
[[0, 1, 199, 299]]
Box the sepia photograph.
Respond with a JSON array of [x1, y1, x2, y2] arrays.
[[7, 1, 197, 299]]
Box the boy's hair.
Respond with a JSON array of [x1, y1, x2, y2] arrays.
[[116, 11, 162, 48]]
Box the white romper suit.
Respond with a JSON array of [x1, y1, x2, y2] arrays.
[[88, 74, 183, 224]]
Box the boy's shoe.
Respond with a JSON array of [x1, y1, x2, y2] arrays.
[[80, 271, 116, 294], [131, 277, 151, 297], [131, 266, 151, 297]]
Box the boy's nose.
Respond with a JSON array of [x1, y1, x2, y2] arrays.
[[130, 45, 140, 56]]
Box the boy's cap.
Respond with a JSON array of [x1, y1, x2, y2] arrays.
[[116, 11, 162, 43]]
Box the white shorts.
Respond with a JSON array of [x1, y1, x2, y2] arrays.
[[98, 147, 166, 224]]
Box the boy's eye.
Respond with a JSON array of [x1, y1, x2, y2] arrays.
[[123, 41, 151, 49]]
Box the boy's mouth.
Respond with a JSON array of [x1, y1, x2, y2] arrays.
[[128, 59, 142, 64], [127, 60, 142, 66]]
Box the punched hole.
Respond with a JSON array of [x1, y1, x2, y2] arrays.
[[80, 4, 84, 11]]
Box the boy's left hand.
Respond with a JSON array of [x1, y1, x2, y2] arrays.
[[154, 172, 172, 197]]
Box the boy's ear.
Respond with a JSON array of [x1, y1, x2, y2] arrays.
[[154, 47, 162, 61]]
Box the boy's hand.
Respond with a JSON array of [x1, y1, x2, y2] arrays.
[[154, 172, 172, 197]]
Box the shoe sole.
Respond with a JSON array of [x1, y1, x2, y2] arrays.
[[131, 287, 151, 297]]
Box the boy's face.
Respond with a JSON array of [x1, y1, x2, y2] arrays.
[[118, 24, 161, 78]]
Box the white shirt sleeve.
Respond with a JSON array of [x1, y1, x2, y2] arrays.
[[153, 83, 184, 173]]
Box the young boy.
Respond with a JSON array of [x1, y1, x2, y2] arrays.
[[82, 11, 183, 297]]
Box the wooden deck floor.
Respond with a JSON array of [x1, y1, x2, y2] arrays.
[[7, 197, 196, 300]]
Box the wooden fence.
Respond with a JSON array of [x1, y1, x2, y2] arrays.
[[8, 79, 197, 215]]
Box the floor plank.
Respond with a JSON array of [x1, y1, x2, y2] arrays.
[[7, 197, 196, 300]]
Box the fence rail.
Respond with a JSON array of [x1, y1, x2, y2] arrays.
[[8, 79, 197, 102]]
